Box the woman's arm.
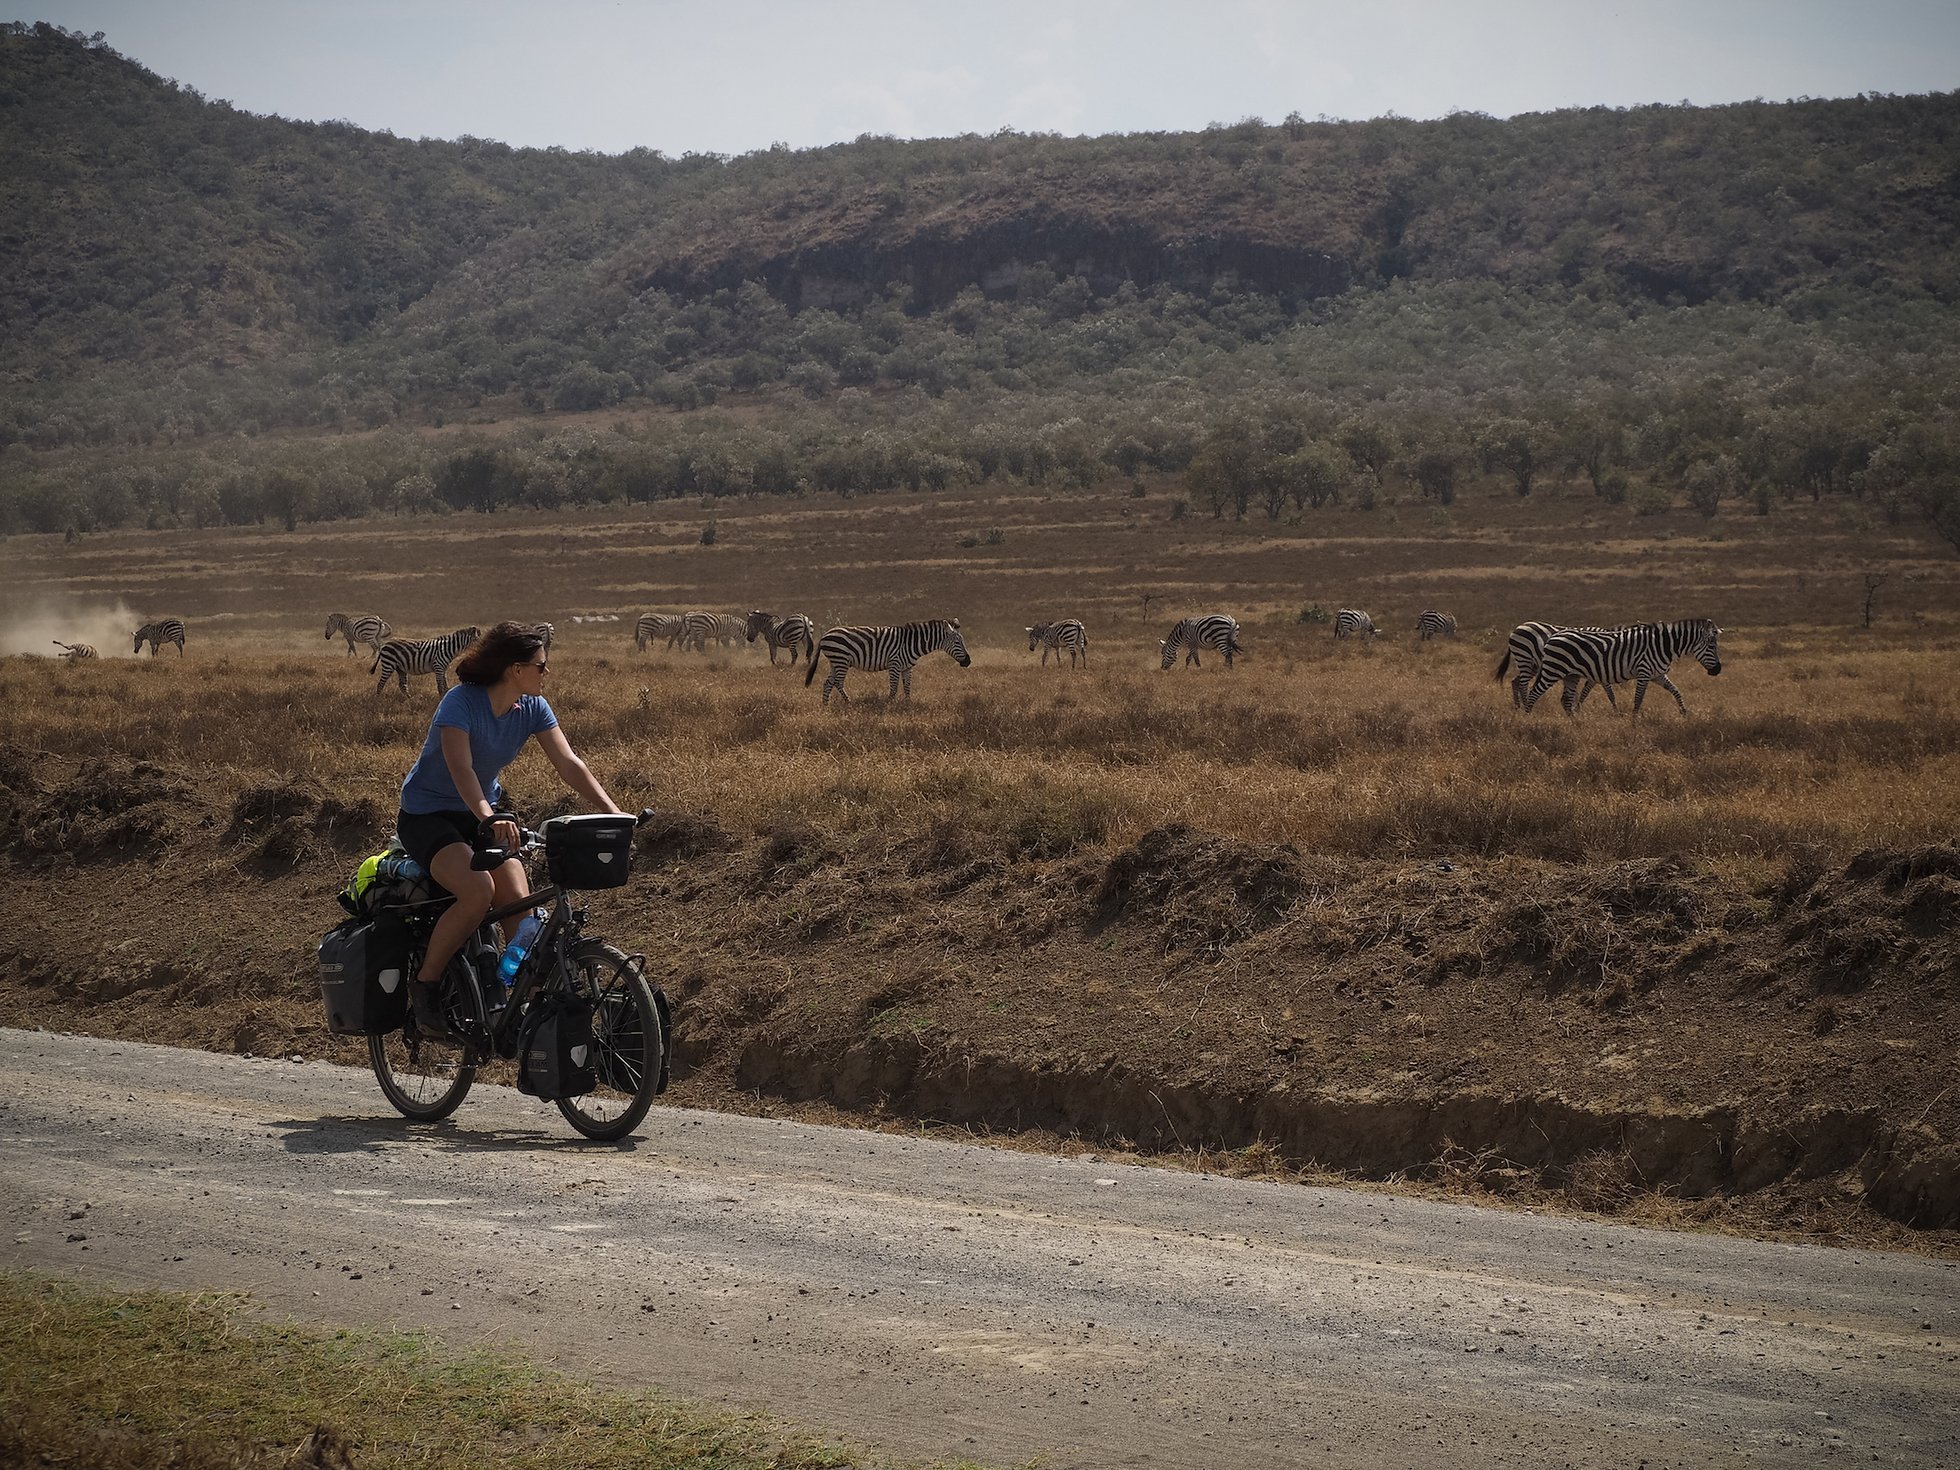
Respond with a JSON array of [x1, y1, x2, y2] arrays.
[[441, 726, 518, 846], [535, 725, 623, 814]]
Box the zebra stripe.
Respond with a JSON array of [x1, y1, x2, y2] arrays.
[[370, 626, 480, 697], [133, 619, 186, 656], [634, 613, 683, 652], [1159, 615, 1241, 669], [52, 640, 96, 659], [1415, 610, 1458, 641], [675, 611, 731, 653], [1494, 620, 1619, 710], [1026, 619, 1089, 668], [532, 622, 555, 653], [1333, 609, 1377, 640], [325, 613, 392, 657], [745, 610, 817, 667], [804, 619, 971, 705], [1525, 619, 1724, 716]]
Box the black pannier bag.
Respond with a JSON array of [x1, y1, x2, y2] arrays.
[[542, 813, 636, 890], [316, 911, 412, 1036], [517, 990, 597, 1099]]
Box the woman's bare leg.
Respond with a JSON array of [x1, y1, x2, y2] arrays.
[[419, 843, 494, 987]]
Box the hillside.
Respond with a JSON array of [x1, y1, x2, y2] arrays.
[[3, 21, 1960, 547]]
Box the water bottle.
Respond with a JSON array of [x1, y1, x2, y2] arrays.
[[376, 853, 426, 884], [497, 908, 547, 985]]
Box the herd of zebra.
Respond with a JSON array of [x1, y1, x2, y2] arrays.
[[77, 607, 1714, 717]]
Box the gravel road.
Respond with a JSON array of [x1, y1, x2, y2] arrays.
[[2, 1028, 1955, 1468]]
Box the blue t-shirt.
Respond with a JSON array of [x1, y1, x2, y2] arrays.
[[399, 684, 558, 815]]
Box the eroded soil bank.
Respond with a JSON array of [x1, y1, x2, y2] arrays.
[[2, 756, 1956, 1250]]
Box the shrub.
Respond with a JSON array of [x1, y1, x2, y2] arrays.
[[1631, 483, 1673, 517], [700, 520, 718, 546]]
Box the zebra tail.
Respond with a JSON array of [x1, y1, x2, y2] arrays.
[[368, 648, 383, 675], [1494, 651, 1512, 682], [803, 652, 820, 687]]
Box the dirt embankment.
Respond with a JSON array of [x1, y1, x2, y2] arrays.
[[2, 753, 1956, 1248]]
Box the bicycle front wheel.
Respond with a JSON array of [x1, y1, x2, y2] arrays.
[[555, 938, 665, 1142]]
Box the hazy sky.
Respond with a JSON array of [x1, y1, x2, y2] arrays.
[[20, 1, 1960, 155]]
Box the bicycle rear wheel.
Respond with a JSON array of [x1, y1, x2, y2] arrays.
[[555, 938, 664, 1142], [369, 951, 479, 1122]]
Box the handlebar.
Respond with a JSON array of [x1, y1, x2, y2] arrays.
[[469, 808, 657, 871]]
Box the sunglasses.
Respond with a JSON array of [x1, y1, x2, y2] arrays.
[[525, 658, 549, 672]]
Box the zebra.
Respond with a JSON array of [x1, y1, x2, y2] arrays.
[[532, 622, 555, 653], [634, 613, 683, 652], [325, 613, 392, 658], [1494, 620, 1619, 710], [52, 640, 96, 659], [1333, 609, 1378, 640], [1026, 619, 1089, 668], [745, 610, 817, 666], [1159, 615, 1241, 669], [1524, 619, 1723, 717], [1415, 610, 1458, 641], [133, 619, 186, 656], [804, 619, 971, 705], [675, 611, 733, 653], [370, 627, 480, 697]]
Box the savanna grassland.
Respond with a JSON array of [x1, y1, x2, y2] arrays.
[[3, 471, 1959, 1252]]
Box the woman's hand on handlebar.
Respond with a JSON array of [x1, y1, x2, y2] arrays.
[[485, 815, 520, 851]]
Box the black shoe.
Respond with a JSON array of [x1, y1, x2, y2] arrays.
[[409, 981, 464, 1047]]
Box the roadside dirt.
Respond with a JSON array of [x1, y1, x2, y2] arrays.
[[2, 752, 1956, 1253]]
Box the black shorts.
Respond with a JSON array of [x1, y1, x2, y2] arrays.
[[396, 808, 480, 873]]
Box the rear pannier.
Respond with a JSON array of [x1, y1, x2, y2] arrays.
[[517, 990, 597, 1099], [542, 814, 636, 890], [316, 912, 412, 1036]]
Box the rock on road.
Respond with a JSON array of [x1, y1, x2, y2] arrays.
[[1, 1029, 1955, 1468]]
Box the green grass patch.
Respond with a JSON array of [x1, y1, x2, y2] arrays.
[[0, 1271, 989, 1470]]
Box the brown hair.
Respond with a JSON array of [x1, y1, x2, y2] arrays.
[[455, 621, 547, 686]]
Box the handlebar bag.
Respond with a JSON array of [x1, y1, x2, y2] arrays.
[[315, 911, 412, 1036], [541, 814, 636, 890], [516, 990, 597, 1099]]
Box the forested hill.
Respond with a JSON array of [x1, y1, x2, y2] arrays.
[[4, 20, 1960, 545]]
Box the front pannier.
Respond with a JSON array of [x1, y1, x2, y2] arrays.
[[316, 912, 412, 1036], [542, 814, 636, 890], [517, 991, 597, 1099]]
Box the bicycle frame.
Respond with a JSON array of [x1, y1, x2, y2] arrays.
[[397, 876, 580, 1061]]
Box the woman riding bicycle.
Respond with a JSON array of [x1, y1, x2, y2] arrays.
[[395, 621, 622, 1042]]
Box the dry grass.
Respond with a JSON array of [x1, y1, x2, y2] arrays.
[[7, 480, 1960, 870], [9, 627, 1960, 869]]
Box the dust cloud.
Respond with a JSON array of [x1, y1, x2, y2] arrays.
[[1, 599, 141, 658]]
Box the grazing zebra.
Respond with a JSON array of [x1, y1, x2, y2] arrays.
[[745, 610, 818, 666], [1333, 609, 1378, 640], [324, 613, 392, 657], [1524, 619, 1724, 717], [1494, 620, 1618, 710], [133, 619, 186, 656], [1415, 610, 1458, 641], [1159, 615, 1242, 669], [634, 613, 683, 652], [1026, 619, 1089, 668], [370, 626, 480, 697], [804, 619, 972, 705], [674, 610, 730, 653], [52, 640, 96, 659]]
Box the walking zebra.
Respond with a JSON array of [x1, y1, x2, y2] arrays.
[[1026, 619, 1089, 668], [1333, 609, 1378, 640], [634, 613, 683, 652], [1159, 615, 1241, 669], [1415, 610, 1458, 641], [324, 613, 392, 657], [52, 640, 96, 659], [1524, 619, 1723, 717], [745, 610, 817, 666], [133, 619, 186, 656], [370, 627, 480, 697], [1495, 620, 1617, 710], [804, 619, 971, 705]]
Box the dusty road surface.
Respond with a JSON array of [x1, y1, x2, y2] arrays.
[[2, 1030, 1956, 1468]]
